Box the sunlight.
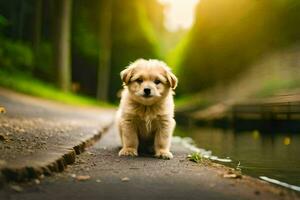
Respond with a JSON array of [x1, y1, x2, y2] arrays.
[[158, 0, 199, 32]]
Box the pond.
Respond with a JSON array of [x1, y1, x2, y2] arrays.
[[175, 126, 300, 189]]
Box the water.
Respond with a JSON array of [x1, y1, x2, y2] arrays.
[[175, 126, 300, 187]]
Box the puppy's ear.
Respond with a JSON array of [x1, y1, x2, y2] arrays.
[[121, 59, 145, 84], [120, 66, 134, 85], [166, 70, 178, 89]]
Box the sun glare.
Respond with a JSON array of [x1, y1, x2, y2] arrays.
[[158, 0, 199, 32]]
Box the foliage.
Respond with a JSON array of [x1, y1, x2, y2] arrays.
[[0, 0, 161, 101], [166, 30, 190, 73], [0, 15, 8, 29], [175, 93, 213, 112], [70, 0, 161, 100], [2, 0, 299, 103], [143, 0, 165, 35], [108, 0, 159, 100], [0, 37, 33, 72], [34, 42, 55, 81], [187, 152, 202, 163], [72, 0, 100, 61], [176, 0, 300, 95]]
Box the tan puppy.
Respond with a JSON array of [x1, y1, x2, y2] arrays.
[[117, 59, 178, 159]]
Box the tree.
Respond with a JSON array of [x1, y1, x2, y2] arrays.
[[32, 0, 42, 51], [53, 0, 72, 92], [32, 0, 42, 69], [71, 0, 159, 101], [96, 0, 113, 101]]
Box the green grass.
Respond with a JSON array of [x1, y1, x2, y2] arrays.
[[0, 70, 114, 108], [187, 152, 202, 163], [175, 93, 214, 111]]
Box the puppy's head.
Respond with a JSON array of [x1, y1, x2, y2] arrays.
[[120, 59, 177, 105]]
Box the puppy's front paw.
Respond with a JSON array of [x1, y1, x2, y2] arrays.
[[155, 150, 173, 160], [119, 148, 138, 157]]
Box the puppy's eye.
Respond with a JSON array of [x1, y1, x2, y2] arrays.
[[154, 79, 161, 85], [136, 78, 143, 83]]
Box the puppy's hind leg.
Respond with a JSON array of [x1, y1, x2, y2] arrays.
[[118, 120, 139, 157]]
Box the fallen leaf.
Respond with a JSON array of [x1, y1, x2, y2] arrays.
[[70, 174, 76, 178], [0, 106, 6, 114], [209, 183, 216, 188], [223, 173, 242, 179], [87, 151, 94, 156], [10, 185, 23, 192], [121, 177, 130, 182], [76, 175, 91, 181], [0, 160, 7, 168]]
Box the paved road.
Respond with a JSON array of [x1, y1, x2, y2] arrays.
[[1, 126, 299, 200], [0, 88, 299, 200]]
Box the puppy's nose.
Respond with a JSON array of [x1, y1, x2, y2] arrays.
[[144, 88, 151, 96]]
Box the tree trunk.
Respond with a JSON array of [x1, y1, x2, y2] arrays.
[[54, 0, 72, 92], [97, 0, 113, 101], [32, 0, 42, 68]]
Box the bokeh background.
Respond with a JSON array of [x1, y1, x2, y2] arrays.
[[0, 0, 300, 106]]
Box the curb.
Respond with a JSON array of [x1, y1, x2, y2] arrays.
[[0, 123, 112, 183]]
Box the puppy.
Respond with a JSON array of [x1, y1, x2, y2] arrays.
[[117, 59, 178, 159]]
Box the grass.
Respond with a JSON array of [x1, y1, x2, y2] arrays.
[[175, 94, 211, 108], [187, 152, 212, 165], [0, 70, 114, 108], [187, 152, 202, 163], [174, 92, 216, 114]]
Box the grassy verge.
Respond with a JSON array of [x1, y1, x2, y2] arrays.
[[175, 94, 212, 108], [0, 70, 114, 108]]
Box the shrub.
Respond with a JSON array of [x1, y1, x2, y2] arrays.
[[0, 37, 33, 72]]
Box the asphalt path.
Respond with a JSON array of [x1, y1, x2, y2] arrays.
[[0, 88, 299, 200], [1, 126, 299, 200]]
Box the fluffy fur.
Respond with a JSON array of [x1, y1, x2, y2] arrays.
[[116, 59, 178, 159]]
